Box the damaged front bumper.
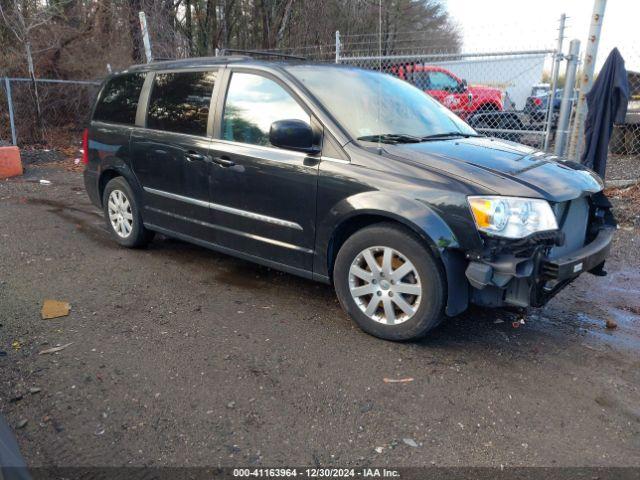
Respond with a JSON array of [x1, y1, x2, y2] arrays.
[[464, 194, 616, 309]]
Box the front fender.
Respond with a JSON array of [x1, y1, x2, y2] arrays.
[[329, 191, 460, 251], [315, 191, 469, 316]]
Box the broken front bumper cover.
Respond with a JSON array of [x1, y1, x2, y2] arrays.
[[541, 226, 614, 282], [465, 225, 616, 308]]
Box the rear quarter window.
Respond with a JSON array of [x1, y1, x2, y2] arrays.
[[93, 73, 146, 125]]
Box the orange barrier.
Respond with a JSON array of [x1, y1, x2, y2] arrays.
[[0, 146, 23, 179]]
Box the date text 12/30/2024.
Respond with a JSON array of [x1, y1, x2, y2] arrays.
[[233, 468, 401, 478]]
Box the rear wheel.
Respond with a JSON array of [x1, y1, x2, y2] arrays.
[[102, 177, 154, 248], [333, 223, 446, 341]]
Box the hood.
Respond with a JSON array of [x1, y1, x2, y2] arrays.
[[468, 84, 501, 97], [382, 136, 603, 203]]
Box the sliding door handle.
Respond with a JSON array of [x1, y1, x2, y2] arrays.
[[211, 155, 236, 168], [185, 151, 206, 162]]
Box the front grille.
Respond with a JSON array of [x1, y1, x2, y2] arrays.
[[548, 197, 589, 259]]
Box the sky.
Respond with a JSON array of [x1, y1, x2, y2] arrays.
[[444, 0, 639, 72]]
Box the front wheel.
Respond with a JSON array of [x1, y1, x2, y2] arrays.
[[333, 223, 446, 341]]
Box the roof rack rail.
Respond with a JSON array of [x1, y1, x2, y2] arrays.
[[219, 49, 306, 61]]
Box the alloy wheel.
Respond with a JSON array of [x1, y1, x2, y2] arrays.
[[348, 246, 422, 325], [107, 189, 134, 238]]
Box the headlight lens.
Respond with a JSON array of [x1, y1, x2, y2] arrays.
[[468, 196, 558, 239]]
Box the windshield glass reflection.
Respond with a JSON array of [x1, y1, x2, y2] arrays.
[[287, 65, 476, 141]]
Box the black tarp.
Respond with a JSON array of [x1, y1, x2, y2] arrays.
[[581, 48, 629, 178]]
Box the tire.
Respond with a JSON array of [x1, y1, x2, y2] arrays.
[[333, 223, 446, 341], [102, 177, 154, 248]]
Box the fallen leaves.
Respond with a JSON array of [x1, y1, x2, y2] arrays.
[[604, 182, 640, 202], [604, 182, 640, 227]]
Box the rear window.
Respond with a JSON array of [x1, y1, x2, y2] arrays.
[[147, 71, 217, 136], [93, 73, 146, 125]]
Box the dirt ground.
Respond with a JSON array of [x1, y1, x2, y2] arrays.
[[1, 160, 640, 469]]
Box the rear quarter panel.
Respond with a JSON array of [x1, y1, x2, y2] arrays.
[[86, 122, 140, 207]]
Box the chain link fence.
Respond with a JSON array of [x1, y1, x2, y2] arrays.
[[336, 49, 557, 150], [0, 19, 638, 168], [1, 78, 100, 147], [610, 61, 640, 158]]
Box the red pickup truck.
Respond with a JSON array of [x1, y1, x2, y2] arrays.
[[390, 64, 503, 119]]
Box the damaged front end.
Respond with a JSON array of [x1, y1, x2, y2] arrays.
[[465, 191, 616, 309]]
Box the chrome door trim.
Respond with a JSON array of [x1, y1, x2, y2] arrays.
[[143, 187, 303, 231], [321, 156, 350, 164], [145, 207, 312, 253]]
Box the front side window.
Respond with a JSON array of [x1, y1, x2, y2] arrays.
[[427, 71, 459, 91], [147, 71, 216, 136], [93, 73, 146, 125], [222, 72, 310, 147], [410, 71, 431, 90]]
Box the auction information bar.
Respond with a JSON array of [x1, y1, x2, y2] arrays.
[[234, 468, 398, 478], [14, 467, 640, 479]]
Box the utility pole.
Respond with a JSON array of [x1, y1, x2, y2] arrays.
[[139, 11, 153, 63], [568, 0, 607, 160], [543, 13, 566, 152], [555, 40, 580, 156]]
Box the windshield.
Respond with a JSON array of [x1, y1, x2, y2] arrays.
[[286, 65, 476, 142], [531, 86, 550, 97]]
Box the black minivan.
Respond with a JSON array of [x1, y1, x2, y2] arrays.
[[83, 56, 615, 341]]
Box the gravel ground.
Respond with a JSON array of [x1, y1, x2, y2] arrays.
[[1, 161, 640, 469], [606, 155, 640, 181]]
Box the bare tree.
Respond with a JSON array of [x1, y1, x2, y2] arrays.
[[0, 0, 61, 140], [0, 0, 461, 147]]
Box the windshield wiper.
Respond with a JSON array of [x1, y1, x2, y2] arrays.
[[357, 132, 485, 144], [357, 133, 422, 144], [420, 132, 484, 141]]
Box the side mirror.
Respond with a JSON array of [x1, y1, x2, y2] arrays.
[[460, 79, 468, 92], [269, 119, 319, 154]]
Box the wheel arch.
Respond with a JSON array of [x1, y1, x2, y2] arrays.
[[97, 161, 143, 207], [319, 192, 469, 317], [327, 212, 448, 278]]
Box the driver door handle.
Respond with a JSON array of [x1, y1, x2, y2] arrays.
[[211, 155, 235, 168]]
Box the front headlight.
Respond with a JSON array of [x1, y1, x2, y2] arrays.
[[468, 196, 558, 239]]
